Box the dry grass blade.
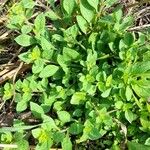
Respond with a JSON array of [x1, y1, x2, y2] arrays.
[[0, 30, 12, 41], [0, 144, 18, 149], [0, 144, 62, 150], [126, 0, 150, 8], [0, 0, 10, 9], [0, 63, 31, 84], [0, 17, 7, 24], [135, 6, 150, 17], [128, 24, 150, 31], [8, 47, 23, 63]]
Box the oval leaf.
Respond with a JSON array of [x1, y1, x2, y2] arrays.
[[125, 110, 137, 123], [87, 0, 99, 11], [101, 88, 111, 98], [76, 15, 88, 34], [39, 65, 59, 78], [80, 0, 95, 23], [125, 85, 133, 101], [57, 111, 71, 123], [15, 34, 35, 47], [30, 102, 44, 118], [62, 135, 72, 150], [63, 0, 75, 15]]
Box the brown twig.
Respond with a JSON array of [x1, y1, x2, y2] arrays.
[[126, 0, 150, 8], [9, 62, 24, 107], [135, 6, 150, 17], [0, 17, 7, 24], [8, 47, 23, 64], [128, 24, 150, 31], [0, 63, 31, 85], [0, 30, 12, 41]]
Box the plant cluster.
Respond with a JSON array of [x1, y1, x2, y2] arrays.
[[1, 0, 150, 149]]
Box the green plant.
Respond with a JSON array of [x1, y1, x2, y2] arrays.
[[1, 0, 150, 149]]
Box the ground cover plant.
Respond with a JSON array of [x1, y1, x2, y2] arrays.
[[0, 0, 150, 149]]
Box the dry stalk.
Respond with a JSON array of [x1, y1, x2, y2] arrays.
[[128, 24, 150, 31]]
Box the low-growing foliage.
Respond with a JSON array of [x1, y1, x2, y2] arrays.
[[1, 0, 150, 149]]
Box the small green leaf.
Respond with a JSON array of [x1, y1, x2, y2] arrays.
[[16, 139, 29, 150], [125, 85, 133, 101], [53, 132, 65, 143], [115, 101, 123, 109], [52, 34, 64, 42], [105, 0, 118, 7], [62, 134, 72, 150], [39, 65, 59, 78], [15, 93, 22, 102], [69, 123, 83, 135], [15, 34, 35, 47], [119, 16, 133, 30], [123, 32, 134, 46], [22, 92, 32, 102], [29, 46, 41, 60], [114, 9, 122, 22], [131, 61, 150, 75], [53, 101, 63, 111], [73, 109, 82, 117], [145, 138, 150, 146], [138, 33, 146, 44], [76, 15, 88, 34], [41, 78, 48, 88], [132, 84, 150, 98], [63, 47, 80, 61], [140, 116, 150, 129], [16, 101, 27, 112], [80, 0, 95, 23], [4, 83, 12, 91], [3, 83, 13, 100], [88, 127, 101, 140], [34, 13, 45, 34], [18, 52, 32, 64], [57, 111, 71, 123], [32, 128, 41, 138], [87, 0, 99, 11], [22, 79, 30, 93], [57, 54, 68, 73], [22, 0, 35, 9], [36, 139, 53, 150], [71, 92, 86, 105], [45, 10, 60, 20], [32, 59, 45, 74], [21, 25, 32, 34], [88, 32, 98, 49], [106, 75, 112, 87], [64, 24, 79, 40], [101, 88, 111, 98], [30, 80, 38, 91], [40, 37, 55, 51], [63, 0, 75, 15], [1, 132, 12, 143], [125, 110, 137, 123], [30, 102, 44, 118], [42, 114, 58, 131], [40, 37, 54, 59], [127, 141, 150, 150]]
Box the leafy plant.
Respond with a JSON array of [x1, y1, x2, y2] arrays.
[[1, 0, 150, 149]]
